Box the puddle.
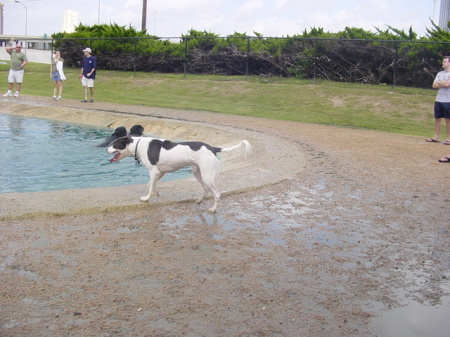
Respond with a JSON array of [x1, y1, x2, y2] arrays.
[[261, 235, 285, 246], [32, 237, 55, 248], [10, 265, 39, 281], [114, 226, 141, 233], [372, 296, 450, 337]]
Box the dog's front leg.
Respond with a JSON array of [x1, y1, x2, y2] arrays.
[[209, 199, 219, 213], [140, 170, 165, 202], [195, 190, 208, 205]]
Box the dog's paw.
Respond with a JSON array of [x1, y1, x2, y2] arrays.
[[207, 207, 217, 213]]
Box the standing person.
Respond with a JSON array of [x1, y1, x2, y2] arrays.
[[49, 50, 66, 101], [78, 47, 96, 103], [427, 55, 450, 144], [3, 44, 28, 98]]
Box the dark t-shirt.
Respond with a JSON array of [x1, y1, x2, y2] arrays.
[[82, 56, 96, 79]]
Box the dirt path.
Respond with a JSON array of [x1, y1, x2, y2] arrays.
[[1, 96, 449, 336]]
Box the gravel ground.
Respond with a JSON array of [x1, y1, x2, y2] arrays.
[[1, 96, 449, 336]]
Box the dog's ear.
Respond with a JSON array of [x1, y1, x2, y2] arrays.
[[112, 136, 133, 149], [124, 136, 133, 145]]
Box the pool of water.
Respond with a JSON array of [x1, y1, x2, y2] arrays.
[[371, 296, 450, 337], [1, 113, 191, 193]]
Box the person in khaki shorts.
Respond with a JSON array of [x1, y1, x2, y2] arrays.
[[3, 44, 28, 98], [78, 47, 96, 103]]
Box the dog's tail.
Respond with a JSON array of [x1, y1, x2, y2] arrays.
[[220, 140, 252, 156]]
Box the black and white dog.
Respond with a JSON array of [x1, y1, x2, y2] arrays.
[[106, 136, 251, 212]]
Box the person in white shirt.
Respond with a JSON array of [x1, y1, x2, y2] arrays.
[[427, 56, 450, 144], [49, 50, 66, 101]]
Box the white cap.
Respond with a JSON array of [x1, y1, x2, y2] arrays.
[[82, 47, 92, 53]]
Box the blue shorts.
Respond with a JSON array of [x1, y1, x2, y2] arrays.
[[434, 102, 450, 119], [51, 72, 61, 81]]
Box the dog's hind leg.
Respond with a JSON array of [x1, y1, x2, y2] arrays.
[[205, 180, 220, 213], [197, 164, 221, 213], [141, 170, 165, 201], [192, 165, 209, 205]]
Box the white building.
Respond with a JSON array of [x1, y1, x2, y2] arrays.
[[63, 9, 79, 33], [439, 0, 450, 31]]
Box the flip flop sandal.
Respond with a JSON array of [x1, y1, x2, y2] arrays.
[[438, 156, 450, 163], [426, 138, 440, 143], [444, 141, 450, 145]]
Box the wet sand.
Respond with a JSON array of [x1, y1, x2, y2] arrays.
[[1, 96, 449, 336]]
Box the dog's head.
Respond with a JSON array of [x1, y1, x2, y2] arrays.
[[129, 125, 144, 137], [106, 136, 134, 162]]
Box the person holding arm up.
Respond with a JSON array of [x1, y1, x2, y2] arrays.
[[49, 50, 66, 101], [3, 44, 28, 98]]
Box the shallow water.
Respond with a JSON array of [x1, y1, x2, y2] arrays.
[[1, 113, 191, 193], [156, 185, 450, 335], [371, 296, 450, 337]]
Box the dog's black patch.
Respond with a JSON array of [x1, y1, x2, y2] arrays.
[[147, 139, 163, 165], [129, 125, 144, 137], [180, 141, 222, 156], [96, 126, 127, 147], [147, 139, 222, 165], [161, 140, 178, 151]]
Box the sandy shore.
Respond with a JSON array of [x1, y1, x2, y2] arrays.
[[1, 96, 449, 336]]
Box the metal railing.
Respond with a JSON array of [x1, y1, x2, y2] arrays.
[[5, 35, 450, 88]]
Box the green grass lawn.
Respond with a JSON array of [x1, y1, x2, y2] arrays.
[[0, 61, 438, 137]]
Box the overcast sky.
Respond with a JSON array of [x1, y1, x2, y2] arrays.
[[1, 0, 441, 38]]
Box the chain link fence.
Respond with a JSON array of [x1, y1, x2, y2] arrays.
[[44, 36, 450, 89]]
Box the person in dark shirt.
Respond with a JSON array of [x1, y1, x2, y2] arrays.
[[78, 47, 96, 103]]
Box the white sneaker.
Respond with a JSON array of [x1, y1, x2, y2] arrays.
[[13, 92, 19, 97], [3, 92, 12, 97], [55, 96, 61, 101]]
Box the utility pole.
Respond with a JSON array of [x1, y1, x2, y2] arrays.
[[98, 0, 101, 24], [141, 0, 147, 32], [15, 1, 27, 54], [0, 3, 4, 35]]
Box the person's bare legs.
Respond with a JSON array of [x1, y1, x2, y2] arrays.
[[428, 118, 441, 142], [58, 81, 63, 98], [52, 81, 57, 97], [445, 118, 450, 143]]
